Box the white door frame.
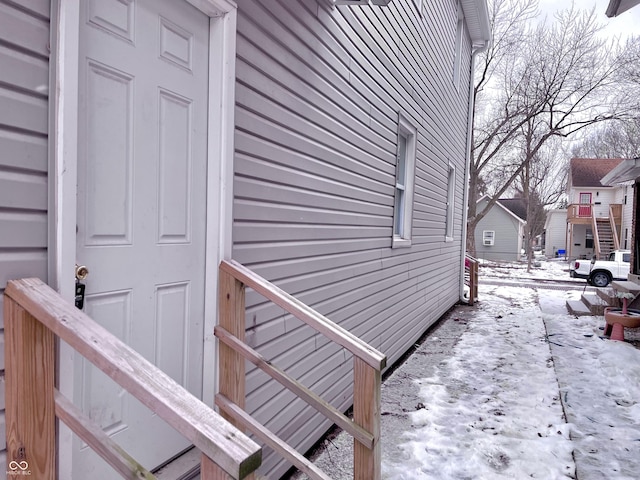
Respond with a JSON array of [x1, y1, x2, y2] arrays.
[[51, 0, 237, 476]]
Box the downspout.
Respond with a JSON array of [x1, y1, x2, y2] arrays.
[[460, 39, 489, 302]]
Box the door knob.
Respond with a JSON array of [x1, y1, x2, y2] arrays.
[[75, 264, 89, 280]]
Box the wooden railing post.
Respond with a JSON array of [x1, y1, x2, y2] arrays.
[[4, 295, 55, 479], [211, 269, 254, 480], [610, 205, 621, 251], [353, 357, 381, 480], [470, 259, 478, 306], [218, 269, 247, 422], [592, 212, 601, 259]]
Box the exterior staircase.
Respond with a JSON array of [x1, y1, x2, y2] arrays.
[[566, 278, 640, 316], [566, 287, 619, 316], [596, 219, 615, 258]]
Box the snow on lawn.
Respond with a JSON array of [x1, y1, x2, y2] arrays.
[[477, 256, 580, 282], [383, 258, 640, 480], [383, 285, 575, 479]]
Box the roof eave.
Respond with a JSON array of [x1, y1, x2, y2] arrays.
[[606, 0, 640, 17], [601, 159, 640, 185], [460, 0, 491, 45]]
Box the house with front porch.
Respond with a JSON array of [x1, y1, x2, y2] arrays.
[[566, 158, 630, 260], [0, 0, 490, 478]]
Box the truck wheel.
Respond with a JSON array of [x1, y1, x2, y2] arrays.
[[590, 271, 611, 287]]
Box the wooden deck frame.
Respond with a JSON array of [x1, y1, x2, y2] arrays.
[[566, 203, 623, 260], [217, 259, 387, 480], [464, 254, 478, 306], [4, 278, 261, 480]]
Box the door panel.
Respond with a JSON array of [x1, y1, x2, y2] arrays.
[[75, 0, 210, 475], [579, 192, 592, 217]]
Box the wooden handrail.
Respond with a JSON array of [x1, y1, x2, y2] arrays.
[[592, 210, 601, 259], [216, 394, 333, 480], [215, 326, 374, 448], [609, 205, 621, 250], [4, 278, 262, 480], [217, 260, 387, 480], [54, 390, 156, 479], [220, 259, 386, 370]]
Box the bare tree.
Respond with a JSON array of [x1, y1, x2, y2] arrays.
[[514, 134, 568, 271], [570, 36, 640, 159], [570, 119, 640, 159], [621, 35, 640, 86], [467, 1, 626, 256]]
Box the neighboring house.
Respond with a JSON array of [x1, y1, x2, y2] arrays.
[[544, 209, 568, 258], [0, 0, 490, 478], [474, 197, 527, 262], [601, 158, 640, 276], [566, 158, 627, 260]]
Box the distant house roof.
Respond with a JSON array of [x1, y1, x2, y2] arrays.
[[569, 158, 624, 188], [477, 195, 526, 224], [497, 198, 527, 221]]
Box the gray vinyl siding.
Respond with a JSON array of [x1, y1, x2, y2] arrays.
[[0, 0, 50, 471], [623, 186, 633, 250], [475, 200, 523, 262], [232, 0, 473, 477]]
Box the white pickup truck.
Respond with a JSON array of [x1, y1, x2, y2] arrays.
[[570, 250, 631, 287]]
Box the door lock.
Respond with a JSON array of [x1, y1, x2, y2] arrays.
[[75, 264, 89, 309], [75, 264, 89, 280]]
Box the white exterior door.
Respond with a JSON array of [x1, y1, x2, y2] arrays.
[[75, 0, 210, 475]]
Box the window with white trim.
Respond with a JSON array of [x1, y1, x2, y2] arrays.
[[483, 230, 495, 246], [393, 114, 417, 248], [445, 163, 455, 240]]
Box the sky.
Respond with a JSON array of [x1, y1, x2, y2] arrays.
[[539, 0, 640, 40]]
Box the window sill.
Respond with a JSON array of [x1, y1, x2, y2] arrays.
[[392, 237, 412, 249]]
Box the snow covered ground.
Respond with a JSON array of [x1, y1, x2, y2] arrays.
[[293, 257, 640, 480]]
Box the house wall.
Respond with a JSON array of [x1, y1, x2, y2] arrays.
[[544, 209, 567, 258], [0, 0, 51, 472], [620, 185, 634, 250], [232, 0, 473, 476], [569, 223, 595, 260], [474, 200, 522, 261]]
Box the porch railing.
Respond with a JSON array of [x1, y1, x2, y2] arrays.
[[215, 260, 387, 480], [4, 278, 261, 480], [567, 203, 594, 221], [567, 203, 623, 222]]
